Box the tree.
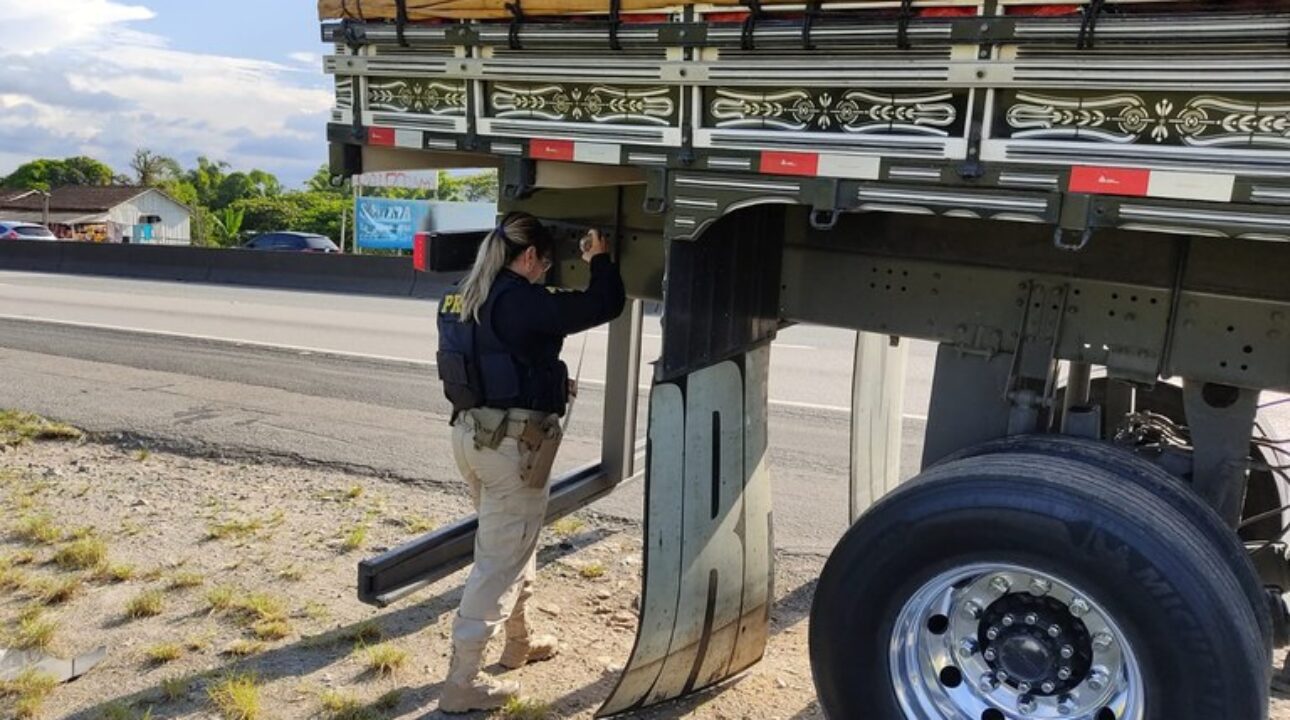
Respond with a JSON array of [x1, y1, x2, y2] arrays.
[[436, 170, 498, 203], [1, 156, 116, 190], [130, 149, 182, 187], [210, 207, 245, 247], [307, 164, 350, 196]]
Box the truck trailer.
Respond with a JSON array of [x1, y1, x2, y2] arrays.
[[320, 2, 1290, 718]]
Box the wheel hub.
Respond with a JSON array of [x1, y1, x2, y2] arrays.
[[980, 593, 1093, 696], [890, 563, 1143, 720]]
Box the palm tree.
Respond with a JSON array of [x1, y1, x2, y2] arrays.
[[130, 149, 182, 187], [210, 207, 245, 247]]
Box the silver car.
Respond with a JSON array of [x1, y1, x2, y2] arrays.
[[0, 221, 56, 241]]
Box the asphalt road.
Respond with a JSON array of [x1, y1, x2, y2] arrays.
[[0, 271, 937, 555]]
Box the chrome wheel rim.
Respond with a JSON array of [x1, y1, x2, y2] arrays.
[[890, 562, 1144, 720]]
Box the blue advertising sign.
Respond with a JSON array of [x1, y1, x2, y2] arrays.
[[355, 197, 430, 250], [355, 197, 496, 250]]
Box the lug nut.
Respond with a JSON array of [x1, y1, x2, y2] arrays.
[[986, 626, 1001, 640], [1041, 681, 1056, 694], [1048, 624, 1062, 638], [959, 639, 978, 658], [1060, 645, 1074, 659], [983, 648, 997, 661], [1087, 669, 1108, 691], [1017, 681, 1032, 694], [1029, 578, 1052, 596], [1024, 612, 1038, 625], [1069, 598, 1090, 617], [963, 600, 983, 620], [990, 575, 1012, 594], [979, 673, 998, 693], [997, 670, 1010, 683], [1002, 614, 1016, 627], [1057, 667, 1072, 680], [1058, 696, 1076, 715], [1017, 696, 1037, 715], [1092, 632, 1114, 651]]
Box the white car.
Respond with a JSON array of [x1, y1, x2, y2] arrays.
[[0, 221, 56, 241]]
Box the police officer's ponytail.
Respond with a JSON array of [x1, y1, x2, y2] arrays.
[[459, 211, 554, 323]]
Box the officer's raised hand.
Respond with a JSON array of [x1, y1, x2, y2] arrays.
[[581, 229, 609, 263]]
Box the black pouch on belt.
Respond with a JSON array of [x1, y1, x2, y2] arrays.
[[518, 416, 562, 489]]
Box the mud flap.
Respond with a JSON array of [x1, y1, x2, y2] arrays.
[[599, 345, 774, 716]]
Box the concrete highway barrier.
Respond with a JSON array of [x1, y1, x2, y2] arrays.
[[0, 240, 461, 298]]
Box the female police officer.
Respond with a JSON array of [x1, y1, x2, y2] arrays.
[[435, 211, 625, 713]]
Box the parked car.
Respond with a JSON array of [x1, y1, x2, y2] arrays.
[[0, 221, 56, 241], [243, 232, 340, 253]]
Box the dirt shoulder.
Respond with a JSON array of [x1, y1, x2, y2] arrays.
[[0, 434, 823, 720], [1, 430, 1287, 720]]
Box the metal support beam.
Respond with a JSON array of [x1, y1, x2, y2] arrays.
[[849, 332, 907, 522], [1183, 380, 1259, 527], [1061, 360, 1093, 433], [922, 345, 1015, 468], [602, 300, 644, 483]]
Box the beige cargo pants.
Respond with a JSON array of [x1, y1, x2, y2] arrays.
[[449, 416, 551, 648]]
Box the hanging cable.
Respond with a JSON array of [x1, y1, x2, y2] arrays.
[[395, 0, 411, 47], [506, 0, 525, 51], [1077, 0, 1107, 50], [897, 0, 915, 51], [608, 0, 623, 51], [740, 0, 764, 51]]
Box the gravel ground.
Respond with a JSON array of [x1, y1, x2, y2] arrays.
[[1, 434, 1287, 719]]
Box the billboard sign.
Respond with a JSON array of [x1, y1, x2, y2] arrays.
[[355, 198, 496, 250]]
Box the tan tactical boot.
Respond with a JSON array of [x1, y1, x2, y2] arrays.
[[440, 642, 520, 714], [499, 599, 560, 670], [499, 632, 560, 670]]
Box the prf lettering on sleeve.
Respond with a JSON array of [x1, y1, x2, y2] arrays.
[[441, 294, 464, 315]]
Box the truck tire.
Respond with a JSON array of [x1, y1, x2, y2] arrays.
[[810, 453, 1269, 720], [939, 434, 1272, 652]]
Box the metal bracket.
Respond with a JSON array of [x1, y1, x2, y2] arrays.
[[1077, 0, 1107, 50], [501, 156, 536, 200], [1053, 192, 1097, 252], [644, 169, 668, 215], [806, 178, 841, 230]]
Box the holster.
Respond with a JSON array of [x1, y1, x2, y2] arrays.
[[518, 415, 563, 489]]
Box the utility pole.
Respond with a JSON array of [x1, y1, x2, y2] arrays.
[[37, 190, 50, 228]]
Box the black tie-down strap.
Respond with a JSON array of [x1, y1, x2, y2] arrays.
[[897, 0, 914, 50], [802, 0, 822, 51], [507, 0, 525, 50], [394, 0, 410, 47], [741, 0, 765, 51], [609, 0, 623, 51], [1078, 0, 1107, 50]]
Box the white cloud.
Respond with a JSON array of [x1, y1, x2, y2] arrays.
[[289, 52, 321, 66], [0, 0, 333, 187]]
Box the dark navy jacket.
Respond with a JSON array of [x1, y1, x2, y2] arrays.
[[438, 255, 626, 417]]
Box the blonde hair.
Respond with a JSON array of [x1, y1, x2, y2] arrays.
[[458, 212, 552, 323]]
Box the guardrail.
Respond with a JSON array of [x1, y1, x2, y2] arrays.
[[0, 240, 463, 298]]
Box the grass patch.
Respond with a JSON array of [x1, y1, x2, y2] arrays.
[[13, 514, 62, 545], [251, 618, 292, 641], [319, 690, 377, 720], [144, 643, 183, 665], [185, 632, 215, 652], [208, 672, 261, 720], [578, 562, 607, 580], [340, 524, 368, 552], [12, 606, 57, 650], [94, 563, 137, 584], [7, 550, 36, 566], [359, 642, 409, 677], [550, 516, 586, 538], [220, 639, 265, 657], [35, 575, 83, 605], [134, 448, 151, 462], [0, 410, 82, 446], [0, 565, 30, 592], [302, 601, 330, 622], [54, 535, 108, 570], [402, 515, 436, 534], [345, 485, 364, 500], [100, 701, 155, 719], [0, 668, 58, 720], [125, 589, 165, 619], [160, 674, 191, 701], [168, 571, 205, 590], [205, 516, 264, 541], [344, 620, 384, 644], [499, 697, 553, 720], [373, 689, 403, 712], [205, 585, 237, 612]]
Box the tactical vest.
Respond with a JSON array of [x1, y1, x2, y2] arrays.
[[437, 273, 569, 418]]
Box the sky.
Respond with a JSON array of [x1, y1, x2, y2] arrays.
[[0, 0, 334, 189]]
